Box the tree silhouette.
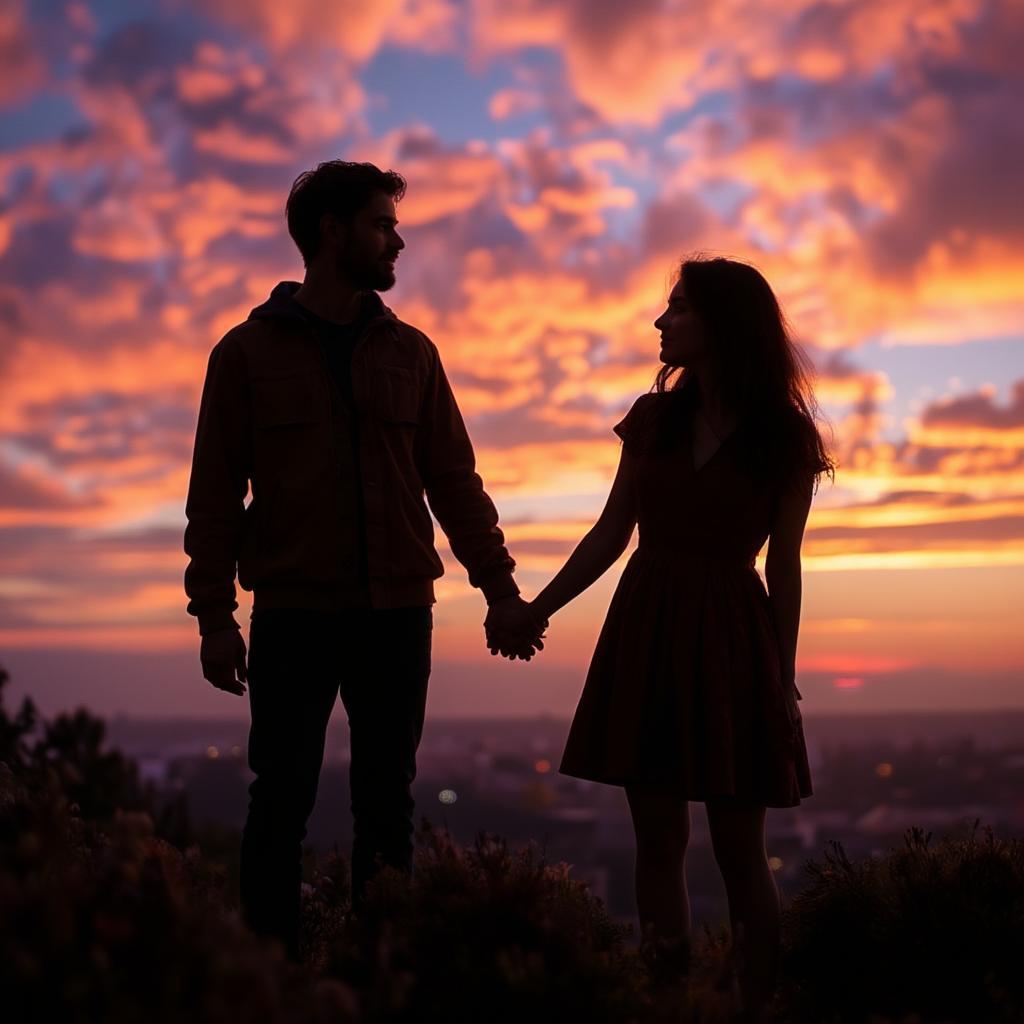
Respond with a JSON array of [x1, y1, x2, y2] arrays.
[[0, 663, 194, 845]]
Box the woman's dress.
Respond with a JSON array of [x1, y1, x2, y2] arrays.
[[558, 392, 813, 807]]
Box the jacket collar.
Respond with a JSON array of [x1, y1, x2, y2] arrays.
[[247, 280, 395, 327]]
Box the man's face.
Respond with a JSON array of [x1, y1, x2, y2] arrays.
[[326, 191, 405, 291]]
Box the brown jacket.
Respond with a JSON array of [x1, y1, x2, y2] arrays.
[[183, 282, 519, 636]]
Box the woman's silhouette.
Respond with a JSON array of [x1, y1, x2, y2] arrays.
[[521, 256, 834, 1020]]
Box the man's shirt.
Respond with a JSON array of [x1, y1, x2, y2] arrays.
[[288, 293, 373, 606]]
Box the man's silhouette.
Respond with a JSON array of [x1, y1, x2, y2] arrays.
[[183, 161, 544, 959]]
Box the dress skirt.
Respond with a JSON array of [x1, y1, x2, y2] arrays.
[[558, 545, 813, 808]]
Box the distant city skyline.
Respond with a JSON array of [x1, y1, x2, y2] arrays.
[[94, 706, 1024, 925]]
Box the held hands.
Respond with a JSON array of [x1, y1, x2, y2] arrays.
[[485, 595, 549, 662]]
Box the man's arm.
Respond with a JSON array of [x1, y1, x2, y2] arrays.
[[415, 339, 520, 604], [183, 332, 252, 636]]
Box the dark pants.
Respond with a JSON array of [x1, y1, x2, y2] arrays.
[[238, 605, 432, 957]]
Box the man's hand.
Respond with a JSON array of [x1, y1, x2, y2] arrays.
[[485, 595, 548, 662], [201, 627, 248, 696]]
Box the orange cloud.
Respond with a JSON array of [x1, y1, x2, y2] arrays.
[[471, 0, 712, 125]]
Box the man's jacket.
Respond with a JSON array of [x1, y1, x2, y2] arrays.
[[183, 282, 519, 636]]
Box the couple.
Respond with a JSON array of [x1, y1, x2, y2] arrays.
[[184, 160, 832, 1019]]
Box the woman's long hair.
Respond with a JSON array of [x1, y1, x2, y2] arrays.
[[652, 255, 835, 493]]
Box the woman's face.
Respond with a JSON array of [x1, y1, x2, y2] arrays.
[[654, 279, 709, 367]]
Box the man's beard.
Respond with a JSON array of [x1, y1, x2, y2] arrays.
[[341, 250, 396, 292]]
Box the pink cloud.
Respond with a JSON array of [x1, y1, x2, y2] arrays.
[[0, 1, 45, 108], [365, 126, 507, 227], [471, 0, 710, 125], [0, 461, 97, 515], [489, 87, 543, 120], [174, 42, 265, 103], [196, 0, 459, 58], [385, 0, 461, 53], [73, 197, 167, 262]]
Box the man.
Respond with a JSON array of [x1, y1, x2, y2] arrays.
[[183, 160, 546, 960]]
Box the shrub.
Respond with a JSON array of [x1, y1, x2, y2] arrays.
[[7, 662, 1023, 1022], [781, 821, 1024, 1022], [0, 760, 359, 1024], [317, 818, 649, 1022], [0, 665, 180, 833]]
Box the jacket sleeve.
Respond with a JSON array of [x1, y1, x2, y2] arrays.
[[415, 340, 520, 604], [183, 332, 252, 635]]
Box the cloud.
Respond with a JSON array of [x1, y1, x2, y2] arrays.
[[639, 193, 712, 260], [73, 196, 167, 262], [8, 390, 195, 470], [913, 380, 1024, 449], [812, 350, 893, 407], [815, 375, 1024, 540], [373, 125, 507, 227], [0, 462, 97, 515], [0, 327, 212, 534], [471, 0, 713, 126], [488, 87, 543, 121], [0, 13, 365, 283], [0, 521, 196, 646], [921, 380, 1024, 430], [0, 0, 1022, 684], [385, 0, 461, 52], [0, 1, 46, 108], [194, 0, 460, 58]]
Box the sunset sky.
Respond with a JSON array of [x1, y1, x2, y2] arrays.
[[1, 0, 1022, 720]]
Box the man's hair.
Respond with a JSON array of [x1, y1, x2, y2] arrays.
[[286, 160, 407, 266]]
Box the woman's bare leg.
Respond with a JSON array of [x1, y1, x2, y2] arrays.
[[705, 797, 779, 1020], [625, 785, 691, 968]]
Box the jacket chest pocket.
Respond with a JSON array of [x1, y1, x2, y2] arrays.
[[374, 364, 420, 425], [252, 373, 322, 429]]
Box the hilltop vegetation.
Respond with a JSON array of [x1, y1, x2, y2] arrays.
[[1, 665, 1022, 1023]]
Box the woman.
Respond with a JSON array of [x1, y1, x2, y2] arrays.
[[500, 256, 834, 1020]]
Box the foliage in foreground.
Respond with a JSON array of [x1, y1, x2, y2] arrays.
[[1, 752, 750, 1023], [781, 821, 1024, 1023], [3, 664, 1024, 1022], [304, 822, 748, 1023], [311, 823, 650, 1022], [0, 665, 745, 1022], [0, 761, 359, 1023]]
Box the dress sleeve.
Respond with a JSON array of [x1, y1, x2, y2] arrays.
[[612, 393, 659, 455]]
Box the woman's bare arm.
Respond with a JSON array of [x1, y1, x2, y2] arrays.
[[529, 446, 638, 623], [765, 471, 814, 699]]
